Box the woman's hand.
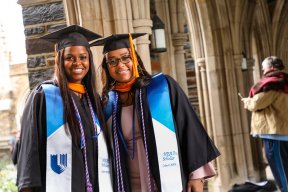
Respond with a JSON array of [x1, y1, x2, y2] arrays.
[[187, 179, 204, 192], [241, 97, 250, 109]]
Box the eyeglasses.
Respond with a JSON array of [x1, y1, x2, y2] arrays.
[[106, 55, 132, 67]]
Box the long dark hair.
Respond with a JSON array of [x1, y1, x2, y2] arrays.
[[54, 47, 106, 144], [101, 51, 152, 105]]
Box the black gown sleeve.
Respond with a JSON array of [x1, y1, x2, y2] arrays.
[[11, 140, 19, 165], [165, 75, 220, 177], [16, 86, 47, 191]]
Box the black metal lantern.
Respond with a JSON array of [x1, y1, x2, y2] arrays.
[[241, 52, 247, 70], [151, 15, 167, 53]]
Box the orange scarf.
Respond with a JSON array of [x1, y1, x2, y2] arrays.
[[67, 83, 86, 94], [114, 78, 136, 92]]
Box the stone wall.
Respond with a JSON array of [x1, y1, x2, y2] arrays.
[[19, 0, 66, 89]]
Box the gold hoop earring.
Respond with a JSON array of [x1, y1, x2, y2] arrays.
[[138, 65, 144, 76]]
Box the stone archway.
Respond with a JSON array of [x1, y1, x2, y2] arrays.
[[183, 0, 288, 191], [183, 0, 270, 191]]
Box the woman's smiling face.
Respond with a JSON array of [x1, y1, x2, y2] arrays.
[[106, 48, 134, 83], [63, 46, 89, 83]]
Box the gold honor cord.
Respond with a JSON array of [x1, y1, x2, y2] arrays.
[[129, 33, 139, 78]]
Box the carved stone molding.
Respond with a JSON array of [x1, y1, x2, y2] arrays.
[[172, 33, 188, 49]]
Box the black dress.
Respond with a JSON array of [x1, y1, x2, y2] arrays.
[[16, 82, 100, 192]]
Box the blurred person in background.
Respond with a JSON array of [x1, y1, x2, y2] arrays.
[[242, 56, 288, 192]]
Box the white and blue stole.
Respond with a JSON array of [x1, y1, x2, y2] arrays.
[[105, 73, 183, 191], [146, 73, 182, 191], [42, 84, 112, 192]]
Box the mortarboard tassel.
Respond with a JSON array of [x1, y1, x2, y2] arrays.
[[129, 33, 139, 78]]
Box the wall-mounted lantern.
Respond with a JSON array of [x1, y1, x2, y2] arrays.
[[241, 52, 247, 70], [151, 15, 166, 53]]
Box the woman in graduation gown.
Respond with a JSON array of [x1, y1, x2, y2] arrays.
[[16, 25, 112, 192], [90, 33, 220, 192]]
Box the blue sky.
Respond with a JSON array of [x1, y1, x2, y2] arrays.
[[0, 0, 26, 64]]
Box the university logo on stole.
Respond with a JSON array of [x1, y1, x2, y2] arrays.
[[50, 154, 68, 174]]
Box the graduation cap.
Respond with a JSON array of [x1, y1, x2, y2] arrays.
[[91, 33, 146, 78], [90, 33, 146, 54], [40, 25, 102, 52]]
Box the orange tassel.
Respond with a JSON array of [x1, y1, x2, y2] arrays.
[[129, 33, 139, 78]]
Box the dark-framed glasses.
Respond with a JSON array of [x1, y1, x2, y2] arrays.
[[107, 55, 132, 67]]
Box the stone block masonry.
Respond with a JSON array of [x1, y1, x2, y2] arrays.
[[20, 0, 66, 89]]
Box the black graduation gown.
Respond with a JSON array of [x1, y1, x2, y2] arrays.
[[16, 82, 99, 192], [111, 75, 220, 192]]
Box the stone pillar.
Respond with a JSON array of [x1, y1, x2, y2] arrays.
[[247, 58, 256, 87], [133, 19, 152, 73], [63, 0, 104, 36], [154, 0, 176, 78], [172, 33, 188, 95], [63, 0, 78, 25], [197, 58, 214, 139], [130, 0, 153, 73], [234, 54, 256, 180], [195, 58, 205, 125]]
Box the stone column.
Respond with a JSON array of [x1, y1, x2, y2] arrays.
[[154, 0, 176, 78], [130, 0, 153, 73], [172, 33, 188, 95], [195, 58, 205, 125], [247, 58, 256, 87], [234, 54, 256, 180], [197, 58, 214, 139], [63, 0, 78, 25], [133, 20, 152, 73]]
